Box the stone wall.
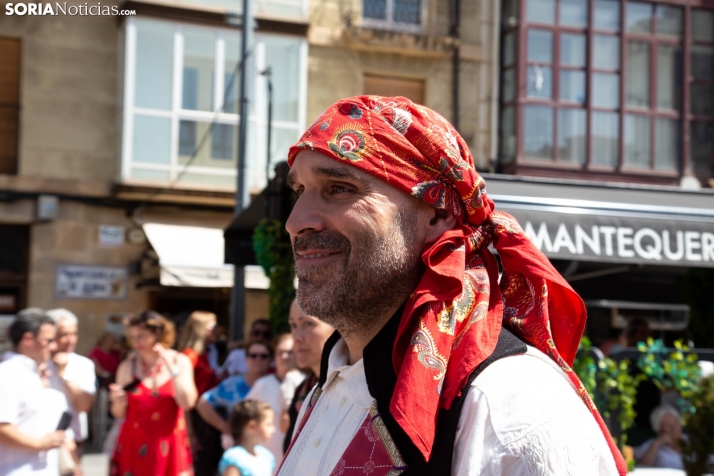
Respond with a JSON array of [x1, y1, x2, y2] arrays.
[[0, 1, 121, 183], [27, 200, 148, 355], [304, 0, 499, 170]]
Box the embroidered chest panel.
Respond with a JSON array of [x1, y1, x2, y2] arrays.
[[280, 389, 408, 476], [329, 401, 407, 476]]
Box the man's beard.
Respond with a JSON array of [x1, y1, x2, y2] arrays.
[[293, 209, 424, 338]]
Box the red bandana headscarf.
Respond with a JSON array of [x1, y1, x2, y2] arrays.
[[288, 96, 626, 474]]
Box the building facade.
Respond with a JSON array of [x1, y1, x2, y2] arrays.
[[0, 0, 712, 354], [0, 0, 499, 352]]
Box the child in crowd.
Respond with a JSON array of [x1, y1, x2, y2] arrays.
[[220, 400, 276, 476]]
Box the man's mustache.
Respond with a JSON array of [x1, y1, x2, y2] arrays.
[[292, 230, 351, 257]]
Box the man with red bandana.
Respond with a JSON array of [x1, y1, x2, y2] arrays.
[[277, 96, 626, 475]]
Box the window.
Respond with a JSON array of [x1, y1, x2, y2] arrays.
[[0, 37, 20, 175], [621, 2, 682, 171], [690, 9, 714, 179], [362, 0, 424, 31], [521, 0, 590, 165], [363, 74, 425, 104], [121, 18, 307, 192], [499, 0, 713, 183]]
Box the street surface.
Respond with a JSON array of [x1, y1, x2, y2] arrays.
[[81, 453, 109, 476]]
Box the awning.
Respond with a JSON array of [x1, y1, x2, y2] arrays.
[[483, 174, 714, 268], [224, 162, 293, 267], [143, 224, 269, 289], [223, 192, 264, 267]]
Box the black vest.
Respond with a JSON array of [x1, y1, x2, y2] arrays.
[[316, 312, 528, 476]]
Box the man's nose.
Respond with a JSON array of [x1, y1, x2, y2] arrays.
[[285, 191, 327, 238]]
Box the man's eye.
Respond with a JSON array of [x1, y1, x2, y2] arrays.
[[329, 184, 351, 194]]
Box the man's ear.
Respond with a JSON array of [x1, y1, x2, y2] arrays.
[[424, 207, 457, 245]]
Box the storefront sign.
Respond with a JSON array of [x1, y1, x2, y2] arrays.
[[98, 225, 125, 247], [0, 295, 16, 312], [55, 265, 127, 299], [502, 208, 714, 268]]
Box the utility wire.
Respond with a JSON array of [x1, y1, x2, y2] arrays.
[[131, 49, 251, 224]]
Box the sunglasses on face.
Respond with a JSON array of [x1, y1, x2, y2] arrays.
[[247, 353, 271, 360]]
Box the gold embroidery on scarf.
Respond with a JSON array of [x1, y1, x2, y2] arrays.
[[490, 212, 524, 235], [411, 319, 448, 383]]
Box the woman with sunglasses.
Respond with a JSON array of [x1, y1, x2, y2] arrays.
[[245, 334, 304, 463], [219, 320, 273, 379], [196, 340, 273, 441]]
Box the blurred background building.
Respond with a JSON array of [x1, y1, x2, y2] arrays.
[[0, 0, 712, 353]]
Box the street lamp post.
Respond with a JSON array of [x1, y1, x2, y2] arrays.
[[262, 66, 273, 219], [230, 0, 254, 342]]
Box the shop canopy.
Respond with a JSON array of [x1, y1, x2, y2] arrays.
[[142, 223, 269, 289], [484, 174, 714, 269], [224, 162, 293, 267]]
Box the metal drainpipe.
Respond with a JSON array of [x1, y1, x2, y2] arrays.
[[489, 0, 501, 172], [452, 0, 461, 131]]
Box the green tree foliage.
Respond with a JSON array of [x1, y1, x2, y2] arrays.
[[574, 337, 644, 455], [680, 376, 714, 476], [684, 268, 714, 349], [576, 336, 709, 474], [637, 338, 701, 414], [253, 218, 295, 334]]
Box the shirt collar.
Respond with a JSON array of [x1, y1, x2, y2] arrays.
[[323, 338, 372, 408], [6, 352, 39, 372]]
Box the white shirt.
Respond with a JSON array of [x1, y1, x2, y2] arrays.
[[48, 353, 96, 442], [245, 369, 305, 466], [222, 348, 248, 376], [278, 339, 619, 476], [634, 438, 684, 470], [0, 354, 68, 476]]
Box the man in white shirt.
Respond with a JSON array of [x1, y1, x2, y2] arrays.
[[276, 96, 626, 475], [0, 309, 68, 475], [46, 309, 96, 446]]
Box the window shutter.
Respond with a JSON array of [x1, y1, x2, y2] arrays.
[[0, 37, 20, 175]]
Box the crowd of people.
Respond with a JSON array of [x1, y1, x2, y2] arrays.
[[0, 303, 698, 475], [0, 308, 96, 476], [0, 300, 335, 476], [0, 305, 691, 476]]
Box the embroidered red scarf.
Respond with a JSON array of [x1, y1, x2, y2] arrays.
[[287, 96, 626, 474]]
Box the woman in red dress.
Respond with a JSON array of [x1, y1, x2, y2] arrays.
[[109, 311, 198, 476]]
